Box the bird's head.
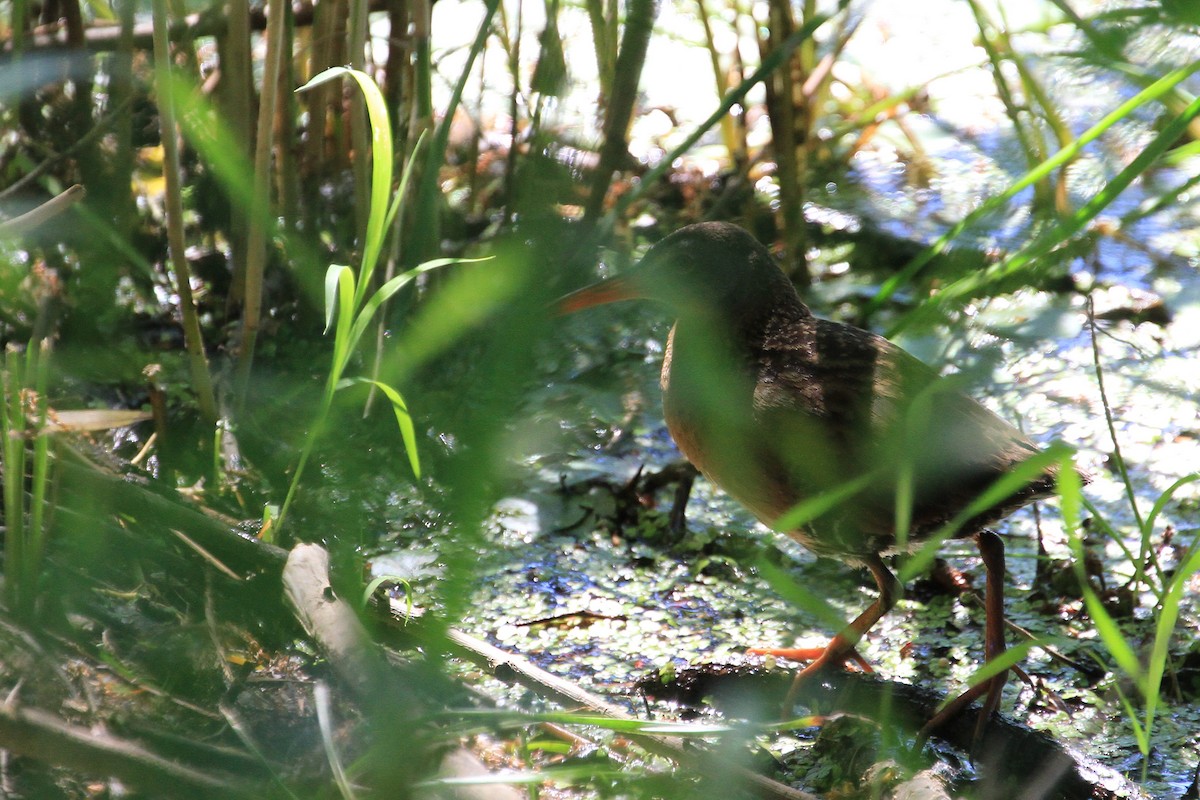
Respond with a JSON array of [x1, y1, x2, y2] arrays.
[[557, 222, 801, 322]]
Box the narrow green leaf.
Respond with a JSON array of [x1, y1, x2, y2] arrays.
[[299, 66, 394, 297], [296, 65, 355, 93], [347, 257, 487, 356], [1115, 683, 1149, 756], [770, 473, 875, 533], [754, 555, 848, 631], [411, 0, 501, 258], [363, 574, 413, 617], [880, 59, 1200, 327], [385, 129, 428, 234], [342, 377, 421, 479], [1147, 535, 1200, 719], [342, 69, 394, 296], [324, 264, 353, 333], [1060, 460, 1143, 684], [951, 639, 1038, 699], [330, 267, 358, 379], [1143, 473, 1200, 538], [899, 444, 1071, 582]]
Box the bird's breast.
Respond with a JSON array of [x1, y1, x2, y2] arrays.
[[660, 325, 798, 526], [658, 321, 913, 561]]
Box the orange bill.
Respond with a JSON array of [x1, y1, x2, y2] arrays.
[[555, 274, 643, 315]]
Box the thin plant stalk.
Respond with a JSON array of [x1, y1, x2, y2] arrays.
[[760, 0, 802, 278], [235, 0, 288, 404], [348, 0, 371, 248], [695, 0, 739, 161], [277, 8, 301, 226], [408, 0, 500, 263], [584, 0, 616, 103], [964, 0, 1053, 211], [1086, 296, 1144, 534], [2, 348, 26, 614], [150, 0, 219, 426], [303, 0, 336, 181], [0, 344, 54, 620], [216, 0, 253, 306], [12, 0, 27, 56], [26, 343, 51, 611], [412, 0, 434, 132], [1058, 455, 1200, 784], [1057, 325, 1200, 781], [582, 0, 659, 224], [501, 0, 521, 223], [991, 0, 1076, 213]]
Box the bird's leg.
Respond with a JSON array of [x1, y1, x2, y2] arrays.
[[668, 468, 695, 535], [773, 555, 902, 712], [918, 529, 1008, 743]]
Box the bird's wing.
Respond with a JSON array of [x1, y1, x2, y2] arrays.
[[750, 326, 1053, 538]]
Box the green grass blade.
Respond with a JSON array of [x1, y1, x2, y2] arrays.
[[324, 265, 354, 334], [410, 0, 501, 260], [947, 640, 1038, 708], [898, 444, 1070, 582], [1143, 473, 1200, 538], [329, 266, 358, 378], [299, 67, 395, 299], [770, 473, 875, 533], [879, 59, 1200, 328], [754, 555, 849, 631], [1059, 459, 1142, 684], [341, 377, 421, 479], [27, 343, 50, 605], [346, 257, 485, 360], [384, 129, 428, 233], [1145, 534, 1200, 731]]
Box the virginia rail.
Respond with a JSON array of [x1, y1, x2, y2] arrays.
[[559, 221, 1062, 731]]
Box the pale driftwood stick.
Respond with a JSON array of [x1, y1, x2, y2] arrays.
[[0, 702, 253, 798], [283, 544, 397, 700], [283, 544, 524, 800], [443, 624, 634, 718], [0, 185, 86, 236]]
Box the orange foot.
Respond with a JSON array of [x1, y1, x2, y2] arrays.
[[745, 644, 874, 673]]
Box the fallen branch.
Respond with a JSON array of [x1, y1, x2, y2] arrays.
[[59, 444, 287, 576], [0, 702, 255, 798], [283, 543, 525, 800]]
